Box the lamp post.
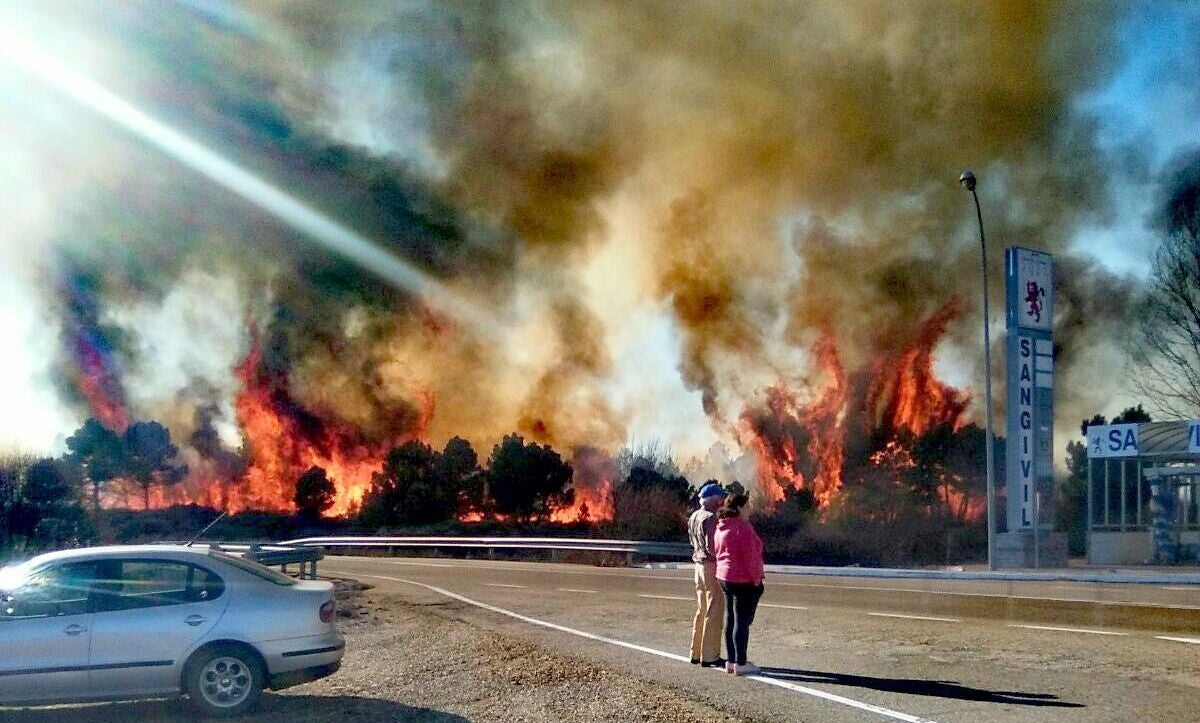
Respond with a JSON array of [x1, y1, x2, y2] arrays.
[[960, 170, 997, 571]]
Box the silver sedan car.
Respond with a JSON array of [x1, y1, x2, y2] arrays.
[[0, 544, 344, 717]]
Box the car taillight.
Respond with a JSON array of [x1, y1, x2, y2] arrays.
[[319, 600, 335, 623]]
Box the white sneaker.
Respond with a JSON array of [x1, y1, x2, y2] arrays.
[[734, 663, 760, 676]]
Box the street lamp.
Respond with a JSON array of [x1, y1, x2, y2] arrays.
[[960, 170, 997, 571]]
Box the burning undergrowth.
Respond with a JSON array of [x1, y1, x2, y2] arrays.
[[742, 300, 983, 523]]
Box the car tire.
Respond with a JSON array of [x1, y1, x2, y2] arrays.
[[184, 644, 265, 718]]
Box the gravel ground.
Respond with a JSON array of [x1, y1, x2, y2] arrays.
[[5, 582, 745, 723]]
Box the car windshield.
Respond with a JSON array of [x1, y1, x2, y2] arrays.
[[208, 550, 296, 586]]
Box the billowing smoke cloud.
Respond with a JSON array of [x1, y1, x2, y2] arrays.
[[189, 399, 247, 482], [551, 2, 1129, 429], [7, 0, 1190, 511]]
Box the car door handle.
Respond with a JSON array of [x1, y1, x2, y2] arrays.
[[63, 624, 87, 636], [185, 615, 207, 626]]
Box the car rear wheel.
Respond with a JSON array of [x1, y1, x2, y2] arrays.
[[185, 645, 264, 718]]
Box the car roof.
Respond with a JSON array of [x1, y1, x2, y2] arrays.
[[24, 544, 219, 567]]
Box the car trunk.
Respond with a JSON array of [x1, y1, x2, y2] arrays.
[[242, 579, 338, 641]]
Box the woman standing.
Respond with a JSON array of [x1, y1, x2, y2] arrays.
[[713, 492, 764, 676]]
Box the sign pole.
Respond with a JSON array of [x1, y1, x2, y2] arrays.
[[960, 171, 997, 571]]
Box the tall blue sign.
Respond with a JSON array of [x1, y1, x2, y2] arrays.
[[1005, 248, 1054, 531]]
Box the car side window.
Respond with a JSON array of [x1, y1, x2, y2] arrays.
[[190, 565, 225, 602], [93, 560, 225, 612], [0, 563, 96, 620]]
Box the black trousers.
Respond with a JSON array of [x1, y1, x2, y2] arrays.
[[719, 580, 764, 665]]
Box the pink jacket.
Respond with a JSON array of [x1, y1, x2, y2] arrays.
[[714, 515, 764, 585]]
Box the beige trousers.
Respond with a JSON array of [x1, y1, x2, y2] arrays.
[[690, 561, 724, 662]]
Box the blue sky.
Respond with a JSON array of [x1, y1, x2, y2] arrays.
[[1072, 2, 1200, 277]]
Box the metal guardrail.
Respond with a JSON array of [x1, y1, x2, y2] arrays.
[[176, 542, 324, 579], [283, 530, 696, 554], [177, 535, 686, 578], [185, 536, 690, 580], [281, 536, 692, 559]]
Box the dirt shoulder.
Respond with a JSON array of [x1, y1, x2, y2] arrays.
[[3, 583, 744, 723], [291, 582, 743, 722]]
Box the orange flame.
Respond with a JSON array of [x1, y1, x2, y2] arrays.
[[136, 331, 433, 516], [223, 337, 432, 515], [868, 299, 970, 437], [937, 478, 986, 522], [74, 371, 129, 434], [547, 481, 614, 523], [741, 331, 847, 507], [744, 301, 978, 519]]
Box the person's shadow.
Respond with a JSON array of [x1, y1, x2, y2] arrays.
[[758, 667, 1084, 708], [1, 694, 473, 722]]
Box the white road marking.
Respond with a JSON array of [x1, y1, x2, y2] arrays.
[[1007, 624, 1128, 636], [638, 594, 693, 601], [483, 583, 526, 589], [1161, 586, 1197, 591], [868, 613, 961, 623], [558, 588, 598, 594], [760, 603, 809, 610], [357, 573, 940, 723], [1155, 635, 1200, 645]]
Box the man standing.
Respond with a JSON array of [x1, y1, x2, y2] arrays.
[[688, 482, 727, 667]]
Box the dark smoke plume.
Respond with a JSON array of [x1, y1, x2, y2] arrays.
[[16, 1, 1182, 506]]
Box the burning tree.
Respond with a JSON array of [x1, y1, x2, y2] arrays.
[[64, 418, 126, 512], [487, 434, 573, 523], [123, 421, 188, 511], [440, 436, 484, 519], [362, 442, 448, 526], [359, 438, 483, 526], [293, 466, 336, 522], [61, 418, 188, 512], [740, 301, 988, 563]]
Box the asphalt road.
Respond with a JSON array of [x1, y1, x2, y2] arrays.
[[322, 555, 1200, 723]]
